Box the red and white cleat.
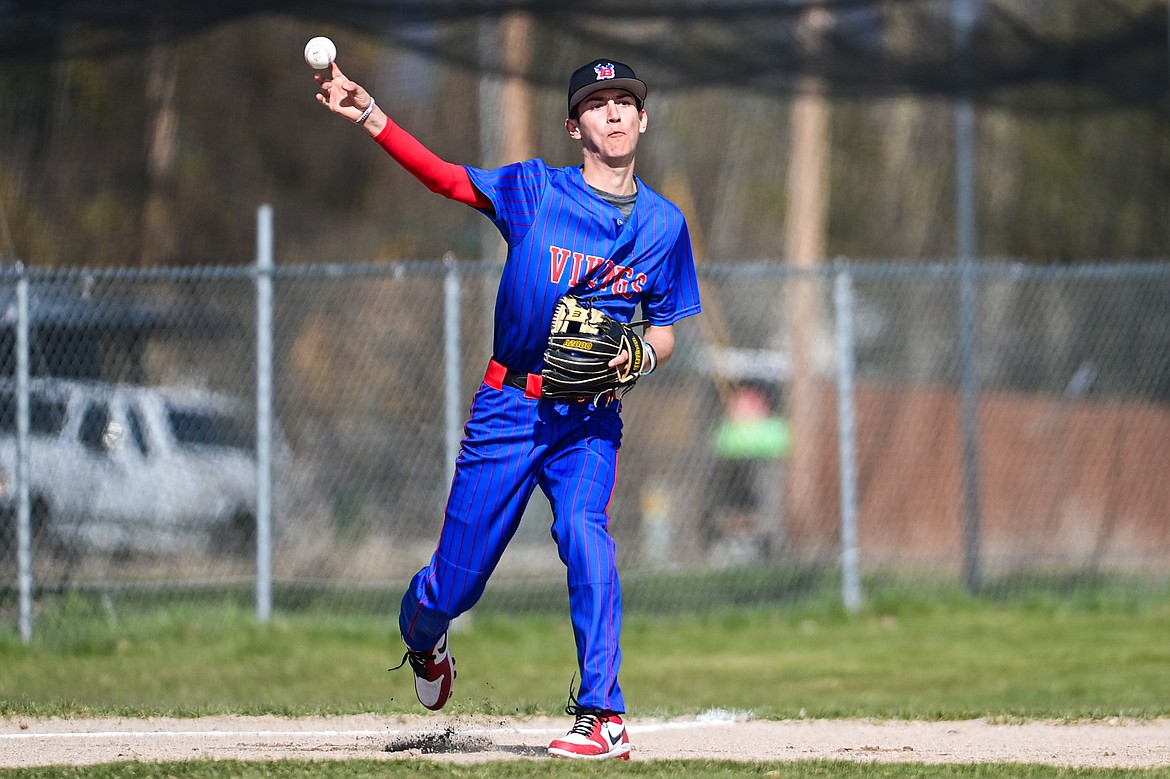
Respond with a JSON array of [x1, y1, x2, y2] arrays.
[[392, 633, 455, 711], [548, 710, 631, 760]]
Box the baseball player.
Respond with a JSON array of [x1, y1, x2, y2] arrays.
[[315, 57, 701, 760]]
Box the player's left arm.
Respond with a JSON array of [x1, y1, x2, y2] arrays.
[[642, 324, 674, 372], [607, 208, 699, 376], [608, 323, 673, 375]]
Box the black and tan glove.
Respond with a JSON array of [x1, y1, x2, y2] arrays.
[[541, 295, 648, 402]]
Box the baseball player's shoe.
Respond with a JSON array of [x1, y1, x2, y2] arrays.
[[391, 633, 455, 711], [547, 709, 630, 760]]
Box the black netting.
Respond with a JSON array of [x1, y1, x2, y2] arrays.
[[0, 0, 1166, 111]]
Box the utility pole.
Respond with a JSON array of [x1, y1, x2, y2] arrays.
[[141, 18, 178, 267], [784, 4, 832, 557], [499, 12, 534, 165]]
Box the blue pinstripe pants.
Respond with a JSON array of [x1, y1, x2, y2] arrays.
[[399, 380, 626, 713]]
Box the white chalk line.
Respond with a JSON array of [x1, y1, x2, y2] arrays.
[[0, 716, 738, 742]]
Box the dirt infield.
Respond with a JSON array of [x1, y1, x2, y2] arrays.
[[2, 714, 1169, 768]]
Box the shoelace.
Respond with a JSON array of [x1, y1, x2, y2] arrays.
[[563, 680, 609, 732], [388, 649, 436, 680], [567, 711, 602, 737]]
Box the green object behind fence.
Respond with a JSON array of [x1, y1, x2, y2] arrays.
[[713, 415, 792, 460]]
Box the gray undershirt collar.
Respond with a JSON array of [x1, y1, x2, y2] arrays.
[[589, 184, 638, 220]]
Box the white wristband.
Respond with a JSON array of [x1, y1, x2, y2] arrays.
[[641, 341, 657, 376], [355, 100, 376, 125]]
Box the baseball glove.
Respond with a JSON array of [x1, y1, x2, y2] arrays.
[[541, 295, 647, 402]]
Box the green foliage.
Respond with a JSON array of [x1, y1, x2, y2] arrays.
[[3, 10, 1170, 269]]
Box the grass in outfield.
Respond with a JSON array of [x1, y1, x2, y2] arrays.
[[2, 762, 1170, 778], [2, 576, 1169, 720]]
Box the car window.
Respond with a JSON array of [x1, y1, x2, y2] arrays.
[[30, 396, 68, 435], [167, 405, 252, 452], [126, 405, 150, 456], [79, 402, 111, 453], [0, 390, 69, 436]]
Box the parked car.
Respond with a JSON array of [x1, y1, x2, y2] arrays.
[[0, 379, 286, 558]]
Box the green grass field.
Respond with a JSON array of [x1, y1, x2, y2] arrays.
[[2, 582, 1169, 776]]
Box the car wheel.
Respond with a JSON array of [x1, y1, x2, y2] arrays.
[[1, 497, 62, 564], [0, 505, 14, 566], [213, 509, 255, 558], [29, 497, 51, 553]]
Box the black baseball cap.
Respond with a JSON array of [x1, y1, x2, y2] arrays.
[[567, 59, 648, 117]]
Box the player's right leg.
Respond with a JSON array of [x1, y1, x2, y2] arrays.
[[542, 406, 625, 714], [396, 383, 542, 710]]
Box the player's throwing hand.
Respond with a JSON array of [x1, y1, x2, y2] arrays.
[[314, 63, 380, 128]]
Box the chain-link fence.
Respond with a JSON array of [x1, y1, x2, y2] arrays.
[[4, 241, 1170, 639]]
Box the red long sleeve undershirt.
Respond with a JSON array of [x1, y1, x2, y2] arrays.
[[373, 120, 491, 210]]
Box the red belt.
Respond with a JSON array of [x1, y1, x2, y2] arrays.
[[485, 358, 542, 400]]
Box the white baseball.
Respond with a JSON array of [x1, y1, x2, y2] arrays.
[[304, 36, 336, 69]]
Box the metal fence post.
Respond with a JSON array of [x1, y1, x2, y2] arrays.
[[954, 0, 984, 595], [834, 265, 862, 612], [255, 204, 274, 623], [16, 262, 32, 643], [443, 254, 461, 488]]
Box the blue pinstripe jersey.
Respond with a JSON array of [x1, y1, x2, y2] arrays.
[[465, 160, 702, 373]]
